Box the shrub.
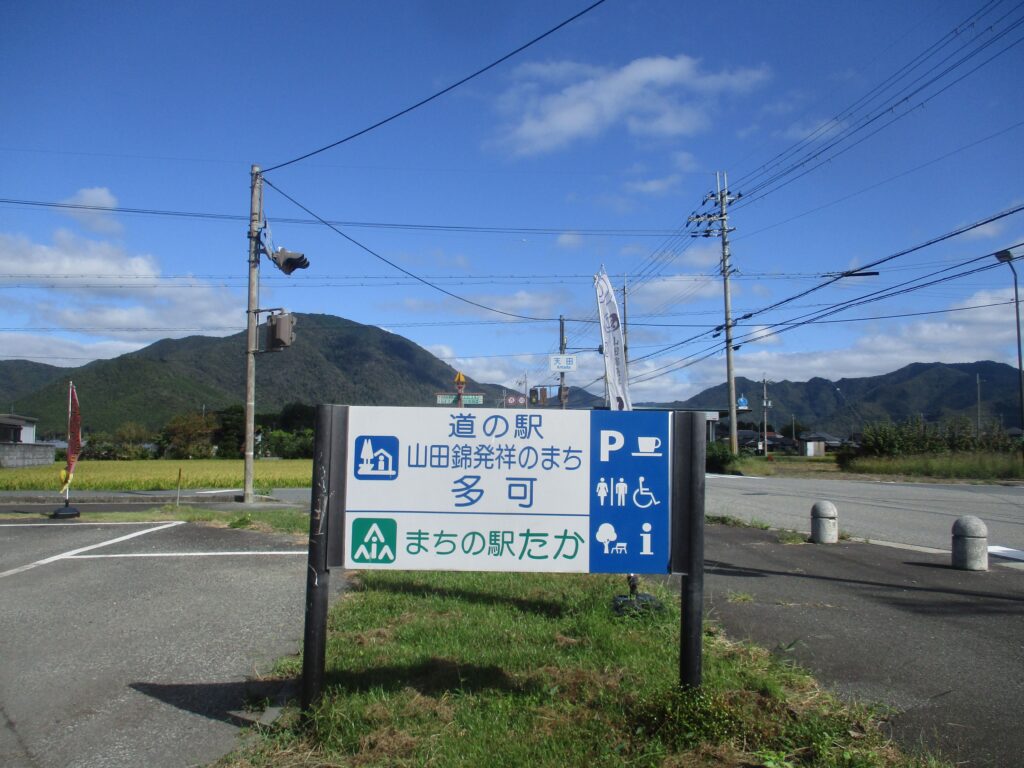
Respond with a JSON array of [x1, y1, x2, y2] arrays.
[[706, 441, 739, 473]]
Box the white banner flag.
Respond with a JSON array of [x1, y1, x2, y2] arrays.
[[594, 269, 631, 410]]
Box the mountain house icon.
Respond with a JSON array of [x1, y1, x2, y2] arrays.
[[351, 518, 397, 564], [354, 436, 398, 480]]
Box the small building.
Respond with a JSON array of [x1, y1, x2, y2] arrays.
[[800, 431, 844, 455], [0, 413, 56, 468]]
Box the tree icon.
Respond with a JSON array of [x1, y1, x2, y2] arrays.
[[596, 523, 617, 554]]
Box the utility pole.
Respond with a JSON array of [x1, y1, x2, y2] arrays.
[[977, 373, 982, 439], [761, 376, 769, 456], [621, 276, 629, 379], [244, 165, 263, 504], [690, 172, 739, 454], [559, 315, 567, 410]]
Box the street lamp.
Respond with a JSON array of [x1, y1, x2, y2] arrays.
[[995, 249, 1024, 441]]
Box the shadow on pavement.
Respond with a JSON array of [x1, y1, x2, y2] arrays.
[[130, 679, 296, 727], [705, 559, 1024, 606]]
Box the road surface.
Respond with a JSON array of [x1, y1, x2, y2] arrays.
[[0, 519, 312, 768], [706, 474, 1024, 552]]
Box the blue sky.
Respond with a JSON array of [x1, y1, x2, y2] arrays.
[[2, 0, 1023, 404]]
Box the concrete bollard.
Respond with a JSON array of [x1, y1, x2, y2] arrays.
[[952, 516, 988, 571], [810, 500, 839, 544]]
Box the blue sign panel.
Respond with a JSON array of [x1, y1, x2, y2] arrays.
[[588, 410, 670, 574], [353, 435, 400, 480]]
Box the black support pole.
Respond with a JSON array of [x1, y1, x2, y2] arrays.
[[301, 404, 348, 715], [672, 411, 706, 688]]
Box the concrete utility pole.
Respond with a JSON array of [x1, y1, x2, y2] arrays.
[[977, 373, 982, 439], [244, 165, 263, 504], [690, 172, 739, 454], [761, 375, 770, 456]]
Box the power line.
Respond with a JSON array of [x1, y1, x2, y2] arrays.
[[262, 176, 572, 323], [628, 225, 1024, 380], [0, 197, 678, 237], [628, 251, 1022, 386], [734, 117, 1024, 243], [733, 0, 1008, 189], [261, 0, 610, 173], [739, 202, 1024, 326], [731, 1, 1024, 207]]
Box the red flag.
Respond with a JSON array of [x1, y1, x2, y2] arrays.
[[62, 383, 81, 493]]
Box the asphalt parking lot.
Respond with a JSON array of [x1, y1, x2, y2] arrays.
[[0, 518, 313, 768]]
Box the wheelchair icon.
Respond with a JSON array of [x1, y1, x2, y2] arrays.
[[632, 476, 660, 509]]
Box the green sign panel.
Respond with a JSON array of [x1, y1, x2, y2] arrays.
[[435, 393, 484, 405], [350, 518, 397, 564]]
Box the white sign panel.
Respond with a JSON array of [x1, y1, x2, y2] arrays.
[[549, 354, 578, 372], [343, 406, 672, 574]]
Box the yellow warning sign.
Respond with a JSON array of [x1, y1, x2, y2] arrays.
[[454, 371, 467, 385]]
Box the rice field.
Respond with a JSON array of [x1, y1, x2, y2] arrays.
[[0, 459, 314, 491]]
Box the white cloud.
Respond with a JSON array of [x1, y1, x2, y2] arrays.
[[596, 287, 1023, 405], [557, 232, 584, 249], [60, 187, 122, 235], [398, 287, 569, 322], [673, 151, 699, 172], [0, 229, 244, 363], [961, 219, 1006, 240], [625, 175, 680, 195], [0, 332, 141, 367], [426, 343, 457, 360], [628, 275, 721, 314], [498, 54, 770, 155], [778, 117, 846, 142], [678, 242, 721, 268], [511, 60, 604, 83], [728, 288, 1021, 383], [0, 230, 155, 290]]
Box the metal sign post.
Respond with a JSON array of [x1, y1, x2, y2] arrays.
[[672, 411, 706, 688], [301, 404, 348, 714]]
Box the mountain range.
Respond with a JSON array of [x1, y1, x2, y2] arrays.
[[3, 313, 1020, 436]]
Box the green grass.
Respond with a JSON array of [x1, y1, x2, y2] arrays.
[[218, 570, 947, 768], [0, 503, 310, 533], [706, 515, 771, 530], [776, 529, 808, 545], [845, 452, 1023, 480], [726, 590, 754, 603], [0, 459, 313, 491]]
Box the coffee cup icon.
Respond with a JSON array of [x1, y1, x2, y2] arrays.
[[636, 436, 661, 454]]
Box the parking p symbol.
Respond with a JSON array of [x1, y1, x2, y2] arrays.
[[599, 430, 624, 462]]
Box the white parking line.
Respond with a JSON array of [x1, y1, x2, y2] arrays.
[[0, 522, 172, 527], [0, 521, 185, 579], [70, 551, 305, 559], [989, 545, 1024, 562]]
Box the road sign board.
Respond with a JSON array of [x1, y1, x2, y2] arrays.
[[436, 393, 484, 405], [343, 406, 671, 574], [303, 406, 706, 707], [549, 354, 578, 372]]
